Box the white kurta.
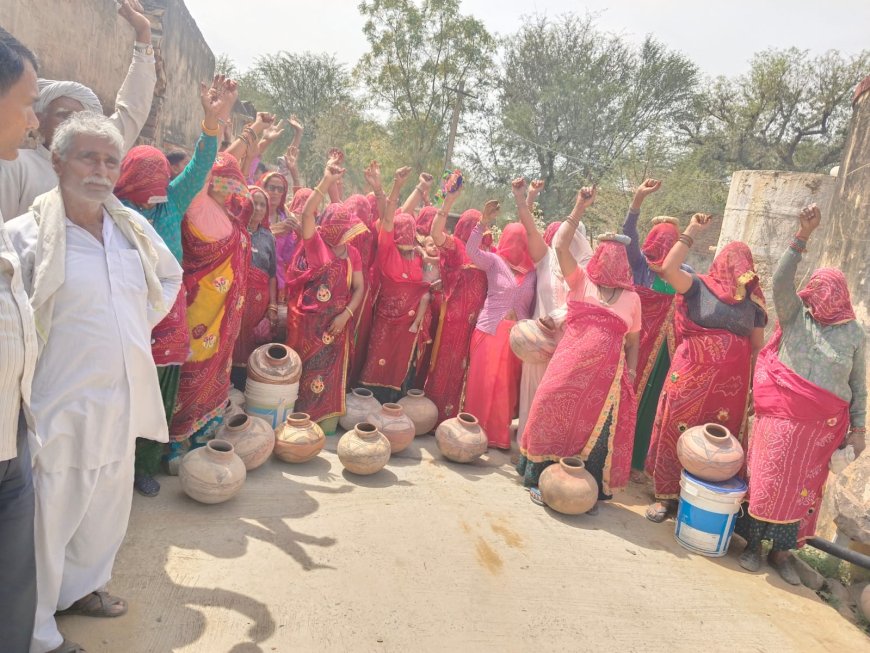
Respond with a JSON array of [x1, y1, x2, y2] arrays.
[[6, 208, 181, 653], [518, 223, 593, 440]]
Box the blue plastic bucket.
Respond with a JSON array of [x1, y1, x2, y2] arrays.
[[675, 470, 747, 557]]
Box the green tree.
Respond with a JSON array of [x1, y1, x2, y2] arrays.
[[356, 0, 495, 171], [679, 48, 870, 172]]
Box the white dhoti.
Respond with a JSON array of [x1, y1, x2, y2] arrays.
[[31, 460, 135, 652]]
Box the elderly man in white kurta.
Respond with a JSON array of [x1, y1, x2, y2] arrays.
[[6, 111, 182, 653], [0, 0, 156, 222]]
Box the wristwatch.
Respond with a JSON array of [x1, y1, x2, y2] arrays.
[[133, 42, 154, 57]]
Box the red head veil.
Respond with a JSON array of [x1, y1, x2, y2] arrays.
[[247, 186, 271, 229], [586, 239, 634, 290], [210, 153, 253, 225], [642, 223, 680, 271], [416, 206, 437, 237], [797, 267, 856, 325], [496, 223, 534, 275], [543, 221, 562, 247], [115, 145, 170, 206], [255, 171, 289, 216], [454, 209, 481, 243], [288, 188, 313, 216], [393, 213, 417, 251], [318, 202, 367, 248], [700, 242, 766, 316], [344, 194, 374, 228]]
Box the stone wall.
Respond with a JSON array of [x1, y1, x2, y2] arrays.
[[716, 170, 837, 327], [0, 0, 215, 151]]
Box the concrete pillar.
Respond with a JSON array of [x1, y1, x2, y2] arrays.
[[716, 170, 836, 327]]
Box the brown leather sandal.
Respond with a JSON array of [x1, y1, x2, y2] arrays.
[[57, 590, 128, 618]]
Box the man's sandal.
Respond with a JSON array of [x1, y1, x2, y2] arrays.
[[46, 638, 86, 653], [57, 590, 127, 618]]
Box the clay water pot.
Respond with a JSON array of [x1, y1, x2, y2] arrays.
[[367, 403, 416, 454], [435, 413, 488, 463], [337, 422, 391, 475], [247, 343, 302, 385], [339, 387, 382, 432], [397, 389, 439, 436], [223, 395, 245, 421], [509, 318, 557, 364], [275, 412, 326, 463], [677, 423, 745, 483], [217, 413, 275, 471], [179, 439, 246, 504], [539, 457, 598, 515]]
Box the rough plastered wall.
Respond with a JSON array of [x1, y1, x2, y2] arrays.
[[0, 0, 215, 151], [716, 170, 837, 328]]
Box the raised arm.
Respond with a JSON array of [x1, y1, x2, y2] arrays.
[[466, 200, 501, 271], [381, 166, 412, 232], [661, 213, 712, 294], [226, 112, 275, 172], [401, 173, 433, 214], [300, 158, 345, 240], [526, 178, 544, 210], [556, 186, 595, 280], [112, 0, 157, 151], [363, 160, 386, 224], [774, 204, 821, 324], [511, 178, 547, 264], [431, 184, 461, 247], [623, 178, 661, 271]]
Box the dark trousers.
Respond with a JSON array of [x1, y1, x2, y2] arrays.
[[0, 422, 36, 652]]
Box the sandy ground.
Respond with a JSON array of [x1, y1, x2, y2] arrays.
[[59, 436, 870, 653]]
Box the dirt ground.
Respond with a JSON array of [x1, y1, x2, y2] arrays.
[[59, 436, 870, 653]]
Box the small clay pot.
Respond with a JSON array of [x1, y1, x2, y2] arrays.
[[677, 423, 744, 483], [217, 413, 275, 471], [435, 413, 488, 463], [247, 343, 302, 385], [367, 403, 416, 454], [275, 412, 326, 463], [509, 319, 556, 364], [397, 389, 439, 436], [539, 457, 598, 515], [337, 422, 391, 475], [179, 439, 246, 504], [339, 387, 382, 432]]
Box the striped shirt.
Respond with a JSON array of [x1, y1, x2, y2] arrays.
[[0, 214, 38, 461], [466, 224, 536, 335]]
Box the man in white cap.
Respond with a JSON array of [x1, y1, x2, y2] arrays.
[[0, 0, 156, 220]]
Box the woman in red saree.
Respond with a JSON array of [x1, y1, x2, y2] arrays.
[[286, 160, 366, 433], [462, 202, 537, 450], [735, 205, 866, 584], [168, 153, 252, 471], [231, 186, 278, 388], [360, 167, 432, 403], [645, 214, 767, 522], [518, 188, 641, 510]]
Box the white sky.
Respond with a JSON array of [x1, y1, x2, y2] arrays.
[[184, 0, 869, 78]]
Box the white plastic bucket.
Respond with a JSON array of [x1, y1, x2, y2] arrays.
[[244, 378, 299, 429], [675, 470, 747, 557]]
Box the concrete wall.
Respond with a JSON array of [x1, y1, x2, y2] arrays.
[[0, 0, 215, 150], [716, 170, 837, 328]]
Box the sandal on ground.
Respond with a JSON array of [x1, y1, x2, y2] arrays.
[[768, 552, 801, 585], [47, 639, 86, 653], [645, 500, 675, 523], [133, 474, 160, 497], [738, 545, 762, 572], [529, 487, 545, 506], [57, 590, 128, 618]]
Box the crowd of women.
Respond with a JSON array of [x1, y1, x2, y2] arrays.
[[111, 76, 866, 589]]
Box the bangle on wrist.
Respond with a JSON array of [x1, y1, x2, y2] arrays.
[[678, 233, 694, 248], [201, 120, 221, 137], [344, 306, 354, 318], [311, 187, 325, 199]]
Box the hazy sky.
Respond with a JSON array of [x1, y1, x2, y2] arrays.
[[184, 0, 868, 78]]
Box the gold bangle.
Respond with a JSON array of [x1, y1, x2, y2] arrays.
[[344, 306, 354, 318], [311, 187, 325, 200], [201, 120, 221, 137]]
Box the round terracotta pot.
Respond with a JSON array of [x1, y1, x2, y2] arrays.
[[677, 423, 745, 483], [366, 403, 416, 454], [217, 413, 275, 471], [179, 439, 246, 504], [339, 387, 382, 432], [539, 457, 598, 515], [275, 412, 326, 463], [223, 396, 245, 422], [509, 319, 556, 364], [247, 343, 302, 385], [435, 413, 488, 463], [337, 422, 391, 475], [397, 390, 439, 436]]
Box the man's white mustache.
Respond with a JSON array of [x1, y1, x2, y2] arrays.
[[83, 176, 113, 189]]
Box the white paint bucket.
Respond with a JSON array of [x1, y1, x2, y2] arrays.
[[244, 378, 299, 429], [675, 470, 747, 557]]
